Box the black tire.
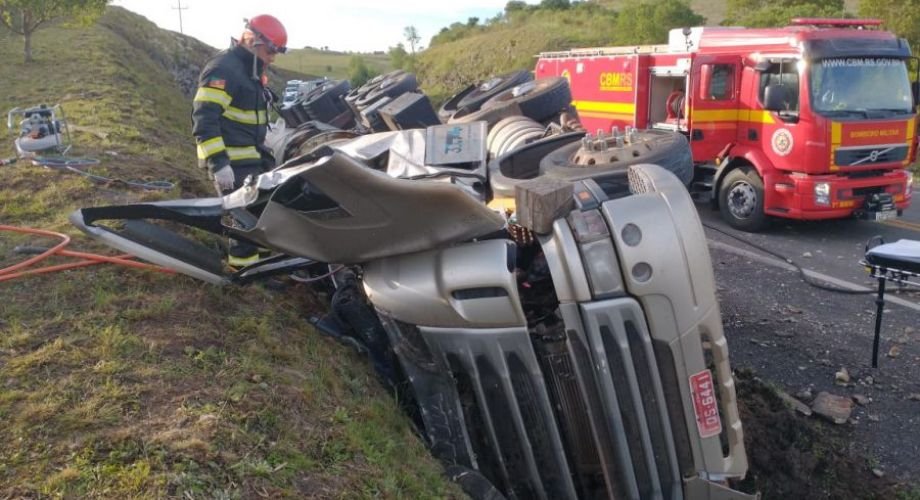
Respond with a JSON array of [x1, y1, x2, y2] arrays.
[[455, 70, 534, 113], [359, 72, 418, 108], [489, 132, 585, 198], [718, 166, 768, 232], [438, 83, 476, 122], [278, 121, 348, 163], [540, 129, 693, 184], [346, 71, 399, 114], [447, 101, 523, 128], [481, 77, 571, 123]]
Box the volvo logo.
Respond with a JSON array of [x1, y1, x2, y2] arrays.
[[849, 146, 895, 166]]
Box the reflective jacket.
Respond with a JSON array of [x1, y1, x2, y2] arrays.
[[192, 44, 270, 172]]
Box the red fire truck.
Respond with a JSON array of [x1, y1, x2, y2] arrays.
[[536, 18, 917, 231]]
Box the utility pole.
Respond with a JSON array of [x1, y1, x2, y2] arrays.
[[172, 0, 188, 34]]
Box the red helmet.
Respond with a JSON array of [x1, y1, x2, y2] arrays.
[[246, 15, 287, 54]]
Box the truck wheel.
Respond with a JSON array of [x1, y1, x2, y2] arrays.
[[539, 129, 693, 184], [481, 77, 571, 123], [358, 71, 417, 108], [438, 84, 475, 122], [455, 70, 534, 113], [718, 167, 768, 232]]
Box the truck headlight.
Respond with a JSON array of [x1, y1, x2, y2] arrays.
[[814, 182, 831, 206], [568, 209, 624, 298]]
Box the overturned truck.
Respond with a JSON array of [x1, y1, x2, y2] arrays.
[[71, 72, 755, 500]]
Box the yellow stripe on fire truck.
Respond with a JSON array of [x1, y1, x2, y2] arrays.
[[692, 109, 776, 125], [571, 100, 635, 114]]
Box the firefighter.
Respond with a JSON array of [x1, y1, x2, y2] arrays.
[[192, 14, 287, 267]]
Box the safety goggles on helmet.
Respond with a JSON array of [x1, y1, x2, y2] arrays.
[[245, 19, 287, 54]]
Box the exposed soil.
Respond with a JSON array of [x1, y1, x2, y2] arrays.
[[712, 244, 920, 498]]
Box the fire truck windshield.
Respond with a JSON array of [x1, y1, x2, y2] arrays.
[[809, 57, 912, 117]]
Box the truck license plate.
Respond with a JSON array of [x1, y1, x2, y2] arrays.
[[689, 370, 722, 439], [874, 210, 896, 222]]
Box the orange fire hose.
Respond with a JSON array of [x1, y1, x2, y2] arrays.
[[0, 224, 174, 282]]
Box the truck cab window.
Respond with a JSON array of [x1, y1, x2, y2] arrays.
[[809, 58, 912, 118], [704, 64, 734, 100], [758, 60, 799, 112]]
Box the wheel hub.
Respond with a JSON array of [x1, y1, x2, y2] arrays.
[[570, 127, 644, 167], [727, 182, 757, 219]]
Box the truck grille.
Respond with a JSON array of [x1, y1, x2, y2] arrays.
[[835, 145, 908, 167], [392, 296, 683, 499]]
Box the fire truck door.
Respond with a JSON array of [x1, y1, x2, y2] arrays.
[[689, 56, 742, 163]]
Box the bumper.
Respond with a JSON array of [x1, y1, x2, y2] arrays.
[[765, 170, 911, 220]]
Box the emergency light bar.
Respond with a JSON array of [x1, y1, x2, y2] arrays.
[[791, 18, 883, 29]]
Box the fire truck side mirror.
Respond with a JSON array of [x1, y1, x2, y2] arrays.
[[764, 84, 789, 112], [911, 81, 919, 108]]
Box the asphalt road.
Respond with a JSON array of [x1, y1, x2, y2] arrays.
[[696, 199, 920, 480], [699, 198, 920, 290]]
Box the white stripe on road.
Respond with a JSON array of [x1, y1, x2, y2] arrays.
[[707, 239, 920, 313]]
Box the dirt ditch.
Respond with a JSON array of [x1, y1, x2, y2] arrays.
[[714, 244, 920, 499]]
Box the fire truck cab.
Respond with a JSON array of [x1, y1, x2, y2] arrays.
[[536, 19, 917, 231]]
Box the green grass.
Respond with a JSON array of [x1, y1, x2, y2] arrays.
[[0, 7, 459, 499], [274, 48, 392, 81], [595, 0, 861, 24]]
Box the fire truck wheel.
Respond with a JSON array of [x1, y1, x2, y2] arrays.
[[719, 167, 768, 232], [481, 77, 572, 123], [454, 70, 534, 114], [538, 129, 693, 184]]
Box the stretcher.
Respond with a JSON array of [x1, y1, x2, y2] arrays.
[[861, 237, 920, 367]]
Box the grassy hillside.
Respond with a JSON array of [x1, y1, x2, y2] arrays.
[[594, 0, 860, 25], [0, 7, 457, 498], [417, 10, 620, 104], [274, 48, 392, 81]]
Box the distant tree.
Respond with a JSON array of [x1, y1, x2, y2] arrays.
[[614, 0, 704, 44], [467, 17, 480, 27], [325, 64, 333, 73], [404, 25, 421, 53], [388, 42, 409, 69], [348, 55, 378, 87], [505, 0, 528, 13], [540, 0, 571, 10], [858, 0, 920, 56], [0, 0, 109, 62], [725, 0, 845, 27]]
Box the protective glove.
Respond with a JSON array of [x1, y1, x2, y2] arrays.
[[212, 164, 235, 192]]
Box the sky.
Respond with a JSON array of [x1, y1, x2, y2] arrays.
[[111, 0, 524, 53]]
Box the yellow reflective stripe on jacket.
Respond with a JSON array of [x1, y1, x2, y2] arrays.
[[196, 136, 226, 159], [226, 146, 261, 161], [222, 106, 267, 125], [194, 87, 232, 108]]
